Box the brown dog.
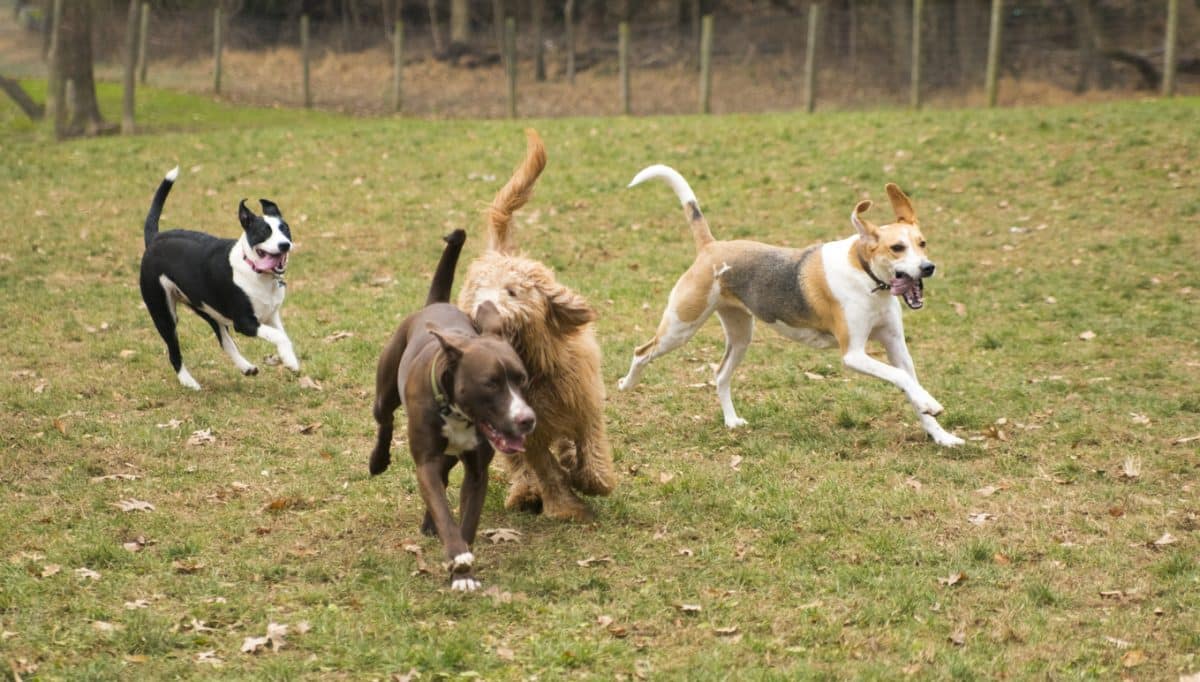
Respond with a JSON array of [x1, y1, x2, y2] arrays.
[[370, 229, 536, 591], [457, 130, 616, 521]]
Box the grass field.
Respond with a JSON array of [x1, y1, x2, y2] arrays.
[[1, 84, 1198, 679]]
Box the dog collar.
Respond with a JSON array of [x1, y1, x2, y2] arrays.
[[430, 350, 468, 421], [856, 249, 891, 294]]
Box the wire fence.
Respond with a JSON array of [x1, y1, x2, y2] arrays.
[[10, 1, 1199, 119]]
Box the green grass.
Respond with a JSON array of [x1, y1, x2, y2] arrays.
[[1, 86, 1199, 679]]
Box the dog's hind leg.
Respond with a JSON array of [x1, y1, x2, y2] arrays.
[[618, 268, 717, 391], [141, 276, 200, 390], [714, 306, 754, 428], [501, 452, 543, 513], [369, 326, 409, 476], [522, 430, 591, 521], [570, 380, 617, 496]]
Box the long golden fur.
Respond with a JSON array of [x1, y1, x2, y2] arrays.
[[457, 129, 615, 521]]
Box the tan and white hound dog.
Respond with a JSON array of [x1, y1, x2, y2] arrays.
[[619, 165, 964, 447]]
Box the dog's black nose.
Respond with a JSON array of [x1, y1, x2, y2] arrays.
[[278, 242, 291, 253], [515, 413, 536, 433], [920, 262, 935, 277]]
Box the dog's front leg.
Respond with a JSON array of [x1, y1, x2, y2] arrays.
[[873, 326, 964, 447], [457, 450, 494, 546], [412, 451, 478, 591], [254, 320, 300, 372]]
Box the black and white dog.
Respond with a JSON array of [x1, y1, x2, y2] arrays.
[[139, 166, 300, 390]]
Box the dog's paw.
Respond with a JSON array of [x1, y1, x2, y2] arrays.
[[724, 415, 749, 429], [542, 496, 594, 522], [913, 392, 944, 416], [933, 431, 965, 448], [242, 365, 259, 376], [450, 576, 481, 592], [617, 375, 636, 391], [449, 552, 474, 571], [177, 368, 201, 391]]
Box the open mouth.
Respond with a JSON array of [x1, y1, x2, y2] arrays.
[[890, 273, 925, 310], [478, 421, 526, 455], [253, 247, 289, 274]]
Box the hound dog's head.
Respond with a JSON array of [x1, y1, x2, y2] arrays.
[[850, 184, 935, 310], [238, 199, 292, 275]]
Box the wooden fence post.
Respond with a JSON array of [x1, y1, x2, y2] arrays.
[[393, 19, 404, 112], [698, 14, 713, 114], [910, 0, 922, 109], [122, 0, 138, 134], [619, 21, 630, 115], [301, 14, 312, 108], [1162, 0, 1178, 97], [985, 0, 1003, 107], [46, 0, 64, 136], [564, 0, 575, 84], [213, 7, 222, 95], [136, 3, 149, 84], [505, 17, 517, 118], [803, 2, 820, 113]]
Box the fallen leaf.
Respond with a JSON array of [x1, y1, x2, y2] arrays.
[[241, 635, 270, 654], [607, 623, 628, 638], [1152, 532, 1178, 547], [676, 603, 702, 613], [1180, 672, 1200, 682], [951, 301, 967, 317], [295, 422, 322, 434], [40, 563, 61, 577], [1099, 590, 1125, 600], [949, 629, 966, 646], [993, 553, 1011, 565], [392, 668, 420, 682], [1121, 649, 1146, 668], [298, 376, 323, 391], [677, 548, 694, 557], [495, 646, 515, 661], [1172, 434, 1200, 445], [658, 471, 675, 484], [967, 512, 993, 526], [33, 378, 48, 393], [1078, 330, 1096, 341], [92, 620, 120, 633], [155, 419, 182, 429], [124, 599, 151, 610], [90, 473, 140, 483], [938, 572, 967, 587], [713, 625, 739, 636], [803, 371, 824, 381], [596, 615, 614, 627], [975, 485, 1000, 497], [1120, 458, 1141, 479], [113, 499, 155, 512], [1130, 413, 1151, 426], [195, 650, 224, 666], [266, 622, 289, 650], [904, 476, 922, 491], [481, 528, 522, 544], [323, 331, 354, 343], [1, 631, 16, 641], [75, 567, 101, 581], [186, 428, 215, 446], [172, 559, 205, 574], [729, 455, 742, 471], [119, 349, 136, 359], [53, 418, 67, 435], [576, 555, 614, 567], [122, 536, 150, 553]]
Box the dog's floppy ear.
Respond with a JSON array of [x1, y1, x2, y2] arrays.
[[885, 183, 916, 224], [259, 199, 282, 218], [851, 200, 879, 245], [546, 285, 597, 332], [427, 324, 466, 364], [473, 301, 506, 338]]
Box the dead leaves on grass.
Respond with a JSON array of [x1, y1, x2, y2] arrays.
[[186, 428, 216, 446], [241, 621, 309, 654], [113, 499, 155, 513], [481, 528, 522, 544], [576, 555, 614, 568], [938, 572, 967, 587]]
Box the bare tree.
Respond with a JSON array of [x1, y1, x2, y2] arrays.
[[51, 0, 111, 137], [450, 0, 470, 46]]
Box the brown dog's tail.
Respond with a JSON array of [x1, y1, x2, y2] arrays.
[[627, 164, 715, 252], [426, 229, 467, 305], [487, 129, 547, 253]]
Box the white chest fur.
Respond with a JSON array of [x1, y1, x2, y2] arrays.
[[229, 240, 286, 322], [441, 413, 479, 456]]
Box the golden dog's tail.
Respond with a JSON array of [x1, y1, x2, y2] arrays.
[[487, 129, 548, 253], [627, 164, 715, 252]]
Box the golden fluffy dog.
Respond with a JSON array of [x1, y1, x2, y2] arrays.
[[457, 130, 615, 521]]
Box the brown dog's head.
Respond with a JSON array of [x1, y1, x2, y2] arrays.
[[427, 302, 536, 454], [460, 253, 596, 348], [850, 184, 936, 310]]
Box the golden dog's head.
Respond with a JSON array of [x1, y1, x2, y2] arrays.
[[460, 253, 596, 348], [850, 183, 936, 309]]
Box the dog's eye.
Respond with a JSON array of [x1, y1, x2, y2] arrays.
[[506, 287, 516, 297], [918, 240, 927, 248], [484, 378, 501, 390], [890, 244, 906, 253]]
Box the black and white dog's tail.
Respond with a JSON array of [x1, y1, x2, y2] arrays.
[[144, 166, 179, 248], [426, 229, 467, 305]]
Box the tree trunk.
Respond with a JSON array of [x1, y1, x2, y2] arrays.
[[429, 0, 444, 54], [891, 0, 912, 84], [532, 0, 545, 80], [953, 0, 985, 86], [1072, 0, 1112, 91], [55, 0, 108, 137], [122, 0, 138, 134], [450, 0, 469, 46]]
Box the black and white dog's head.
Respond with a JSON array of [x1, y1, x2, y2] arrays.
[[238, 199, 292, 275]]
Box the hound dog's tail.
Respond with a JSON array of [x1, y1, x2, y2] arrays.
[[144, 166, 179, 248], [628, 164, 715, 252], [487, 129, 547, 254], [426, 229, 467, 305]]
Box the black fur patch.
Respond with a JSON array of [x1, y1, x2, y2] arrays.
[[718, 246, 817, 325]]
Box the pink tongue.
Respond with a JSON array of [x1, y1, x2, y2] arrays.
[[890, 277, 914, 297], [257, 253, 281, 270], [496, 432, 526, 454]]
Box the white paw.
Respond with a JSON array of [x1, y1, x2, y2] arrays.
[[617, 375, 635, 391], [451, 577, 481, 592], [933, 432, 965, 448], [240, 364, 259, 376], [913, 392, 944, 416], [177, 368, 201, 391], [450, 552, 474, 570], [724, 416, 748, 429], [281, 351, 300, 372]]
